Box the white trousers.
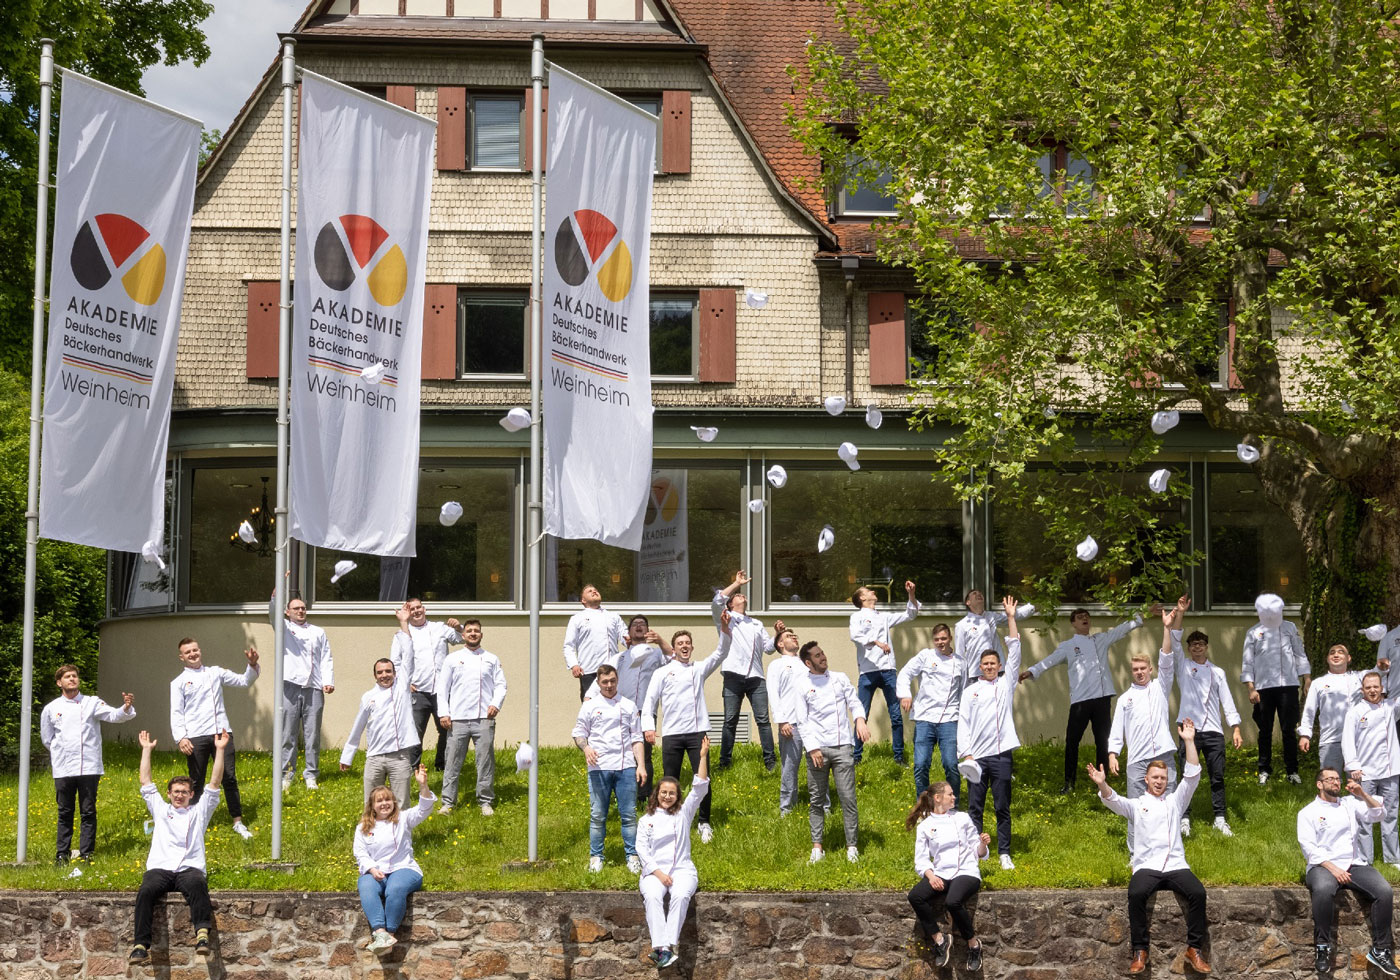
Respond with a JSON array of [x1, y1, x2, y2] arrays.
[[639, 867, 699, 948]]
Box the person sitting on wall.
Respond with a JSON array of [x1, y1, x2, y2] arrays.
[[636, 735, 711, 970], [907, 781, 992, 971], [355, 763, 437, 954]]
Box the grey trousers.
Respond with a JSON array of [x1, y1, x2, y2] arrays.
[[1319, 741, 1345, 775], [281, 682, 324, 779], [1360, 775, 1400, 865], [778, 729, 805, 814], [442, 718, 496, 807], [364, 747, 414, 810], [807, 743, 858, 848], [1125, 750, 1177, 852]]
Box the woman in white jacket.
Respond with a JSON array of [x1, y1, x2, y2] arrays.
[[906, 782, 991, 971], [353, 763, 436, 953], [636, 734, 711, 969]]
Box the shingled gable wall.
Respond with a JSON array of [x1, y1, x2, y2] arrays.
[[0, 887, 1386, 978]]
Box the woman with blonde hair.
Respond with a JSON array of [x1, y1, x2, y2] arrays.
[[636, 735, 710, 969], [906, 781, 990, 971], [354, 763, 435, 953]]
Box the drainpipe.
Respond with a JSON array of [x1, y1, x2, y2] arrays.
[[841, 256, 858, 403]]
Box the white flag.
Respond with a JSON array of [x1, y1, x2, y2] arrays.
[[39, 72, 198, 552], [543, 66, 656, 550], [290, 73, 435, 557], [638, 469, 688, 601]]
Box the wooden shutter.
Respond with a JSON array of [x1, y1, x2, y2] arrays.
[[697, 288, 736, 383], [867, 292, 908, 385], [246, 281, 280, 379], [660, 90, 691, 175], [386, 85, 416, 112], [422, 284, 459, 380], [437, 87, 466, 171], [524, 87, 548, 173]]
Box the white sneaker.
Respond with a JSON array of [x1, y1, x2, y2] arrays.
[[233, 822, 254, 840], [846, 846, 859, 863], [1214, 816, 1234, 837], [1287, 773, 1303, 785], [439, 804, 453, 815], [281, 774, 292, 792], [1181, 817, 1191, 838], [999, 854, 1015, 870], [368, 930, 397, 953], [480, 803, 495, 816], [627, 855, 642, 874], [698, 822, 714, 843], [1258, 772, 1269, 785], [808, 845, 825, 864], [588, 856, 604, 873], [304, 775, 319, 790]]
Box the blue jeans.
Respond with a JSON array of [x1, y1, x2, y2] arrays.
[[357, 868, 423, 932], [914, 720, 960, 801], [588, 767, 639, 858], [854, 669, 904, 762]]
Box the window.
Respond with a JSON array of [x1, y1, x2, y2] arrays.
[[769, 466, 964, 604], [185, 465, 277, 604], [908, 298, 964, 379], [546, 466, 742, 602], [111, 469, 175, 614], [460, 291, 527, 376], [1037, 147, 1096, 216], [472, 95, 523, 169], [623, 95, 662, 172], [650, 293, 697, 378], [835, 151, 897, 217], [315, 464, 517, 603], [1207, 467, 1305, 604]]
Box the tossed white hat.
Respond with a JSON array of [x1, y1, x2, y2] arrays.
[[691, 425, 719, 442], [1019, 603, 1037, 618], [1076, 535, 1098, 562], [1148, 468, 1171, 494], [817, 525, 835, 553], [1150, 410, 1180, 435], [1255, 592, 1285, 629], [745, 288, 769, 309], [824, 395, 847, 416], [778, 576, 793, 586], [360, 361, 387, 384], [330, 560, 357, 584], [959, 758, 982, 784], [865, 404, 883, 429], [439, 501, 464, 527], [1236, 442, 1260, 463], [515, 741, 535, 773], [837, 442, 860, 471], [766, 464, 788, 489], [238, 520, 257, 545], [140, 539, 166, 571], [747, 499, 765, 513], [1043, 406, 1058, 419], [499, 407, 532, 432], [1360, 624, 1390, 643]]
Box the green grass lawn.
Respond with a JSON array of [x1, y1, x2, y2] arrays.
[[0, 739, 1372, 892]]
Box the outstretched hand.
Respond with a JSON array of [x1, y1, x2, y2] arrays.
[[1085, 762, 1107, 788], [138, 730, 156, 749], [213, 728, 230, 750], [1001, 595, 1018, 616]]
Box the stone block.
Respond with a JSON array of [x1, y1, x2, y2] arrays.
[[459, 951, 511, 979], [569, 917, 612, 943], [484, 920, 527, 941], [85, 955, 131, 976], [39, 933, 80, 963], [801, 936, 851, 965], [851, 950, 901, 970], [327, 942, 357, 967]]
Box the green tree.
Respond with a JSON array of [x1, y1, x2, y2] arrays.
[[0, 0, 213, 373], [794, 0, 1400, 655]]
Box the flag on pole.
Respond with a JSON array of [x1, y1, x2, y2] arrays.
[[290, 72, 435, 557], [542, 65, 656, 551], [38, 71, 199, 553]]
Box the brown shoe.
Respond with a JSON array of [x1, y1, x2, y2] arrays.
[[1184, 947, 1211, 974], [1128, 950, 1149, 974]]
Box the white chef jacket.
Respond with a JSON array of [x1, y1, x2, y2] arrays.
[[793, 670, 866, 749], [587, 643, 670, 712], [169, 663, 258, 742], [41, 693, 135, 778], [283, 619, 334, 690], [1168, 633, 1241, 735], [913, 810, 982, 881], [766, 655, 807, 727], [1240, 620, 1309, 690], [353, 790, 436, 876], [1342, 696, 1400, 779], [849, 599, 921, 674], [1100, 762, 1200, 873], [953, 604, 1036, 677], [1109, 654, 1178, 764], [572, 693, 644, 771], [562, 607, 626, 673], [711, 594, 774, 679], [637, 777, 709, 877], [642, 643, 727, 737], [340, 670, 418, 765], [1027, 617, 1143, 703], [142, 781, 219, 873], [1299, 670, 1370, 745], [897, 647, 967, 724], [391, 620, 461, 694], [435, 647, 507, 720], [1298, 794, 1384, 868], [957, 637, 1022, 760]]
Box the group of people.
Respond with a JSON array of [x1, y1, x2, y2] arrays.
[[36, 576, 1400, 973]]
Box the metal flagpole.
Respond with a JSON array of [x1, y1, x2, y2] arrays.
[[271, 36, 297, 861], [527, 33, 544, 863], [18, 38, 56, 864]]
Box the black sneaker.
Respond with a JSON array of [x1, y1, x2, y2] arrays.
[[128, 945, 149, 963], [933, 933, 952, 967], [1060, 781, 1075, 794], [1314, 944, 1332, 974], [1368, 947, 1399, 977], [194, 928, 211, 957], [967, 943, 983, 971]]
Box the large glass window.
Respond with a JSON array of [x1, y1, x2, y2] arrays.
[[314, 464, 517, 603], [836, 152, 897, 216], [546, 466, 741, 602], [1208, 467, 1306, 604], [769, 467, 964, 604], [650, 293, 697, 378], [111, 470, 175, 614], [460, 291, 527, 376], [186, 465, 277, 604]]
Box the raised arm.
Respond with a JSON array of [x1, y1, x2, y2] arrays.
[[207, 729, 228, 789], [138, 729, 157, 788], [339, 698, 372, 769], [1002, 595, 1019, 641]]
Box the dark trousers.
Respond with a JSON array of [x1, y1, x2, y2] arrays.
[[908, 874, 981, 940], [639, 738, 656, 800], [1178, 731, 1229, 819], [54, 774, 100, 862], [1064, 696, 1112, 785], [720, 672, 776, 767], [660, 731, 712, 824], [410, 690, 445, 771], [968, 751, 1013, 855], [186, 734, 242, 819], [1254, 685, 1301, 776], [133, 868, 213, 947], [578, 673, 597, 701], [1127, 868, 1209, 950], [1307, 863, 1394, 949]]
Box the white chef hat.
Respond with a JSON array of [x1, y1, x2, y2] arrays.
[[1236, 443, 1260, 463], [865, 404, 883, 429], [439, 501, 464, 526], [747, 499, 765, 513], [959, 759, 983, 784], [766, 464, 788, 489], [238, 520, 257, 545], [745, 288, 768, 309], [824, 395, 847, 416], [360, 361, 387, 384], [1076, 535, 1098, 562], [1150, 410, 1179, 435], [837, 442, 860, 471], [1255, 592, 1285, 629], [141, 540, 166, 571], [690, 426, 719, 442], [1360, 624, 1389, 643], [817, 525, 835, 553], [499, 407, 532, 432], [330, 560, 357, 584], [1148, 468, 1171, 494], [515, 741, 535, 773]]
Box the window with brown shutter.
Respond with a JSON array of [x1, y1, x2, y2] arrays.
[[437, 87, 467, 171], [660, 90, 691, 175], [697, 287, 736, 382], [422, 283, 460, 380], [868, 292, 907, 385], [246, 281, 281, 379], [385, 85, 416, 112], [523, 87, 547, 172]]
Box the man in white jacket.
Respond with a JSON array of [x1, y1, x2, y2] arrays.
[[849, 579, 919, 764], [1299, 643, 1386, 777], [959, 596, 1023, 870], [40, 664, 135, 865], [1342, 671, 1400, 866], [586, 614, 672, 798], [168, 638, 258, 838], [794, 641, 869, 863], [275, 595, 334, 792], [1299, 768, 1397, 976], [1241, 592, 1310, 785], [573, 663, 646, 873], [766, 625, 807, 815], [898, 623, 966, 801], [562, 584, 626, 701], [954, 589, 1035, 678], [390, 599, 463, 772], [341, 657, 419, 809], [436, 618, 507, 816], [712, 571, 781, 770], [1166, 607, 1243, 838]]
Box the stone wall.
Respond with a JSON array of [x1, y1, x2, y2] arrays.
[[0, 886, 1386, 978]]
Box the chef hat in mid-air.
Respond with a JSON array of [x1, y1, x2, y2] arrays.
[[1236, 443, 1260, 464], [817, 525, 835, 553], [837, 442, 860, 471], [824, 395, 847, 416], [691, 426, 719, 442], [1076, 535, 1099, 562], [331, 560, 357, 584], [439, 501, 464, 527], [865, 404, 883, 429], [499, 407, 532, 432], [1360, 624, 1390, 643], [1150, 410, 1180, 435], [766, 464, 788, 489], [1255, 593, 1285, 629], [1148, 469, 1171, 494]]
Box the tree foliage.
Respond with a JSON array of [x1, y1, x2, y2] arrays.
[[794, 0, 1400, 635]]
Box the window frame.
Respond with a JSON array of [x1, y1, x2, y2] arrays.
[[457, 287, 529, 379], [470, 93, 525, 171], [649, 290, 700, 382], [832, 146, 898, 218]]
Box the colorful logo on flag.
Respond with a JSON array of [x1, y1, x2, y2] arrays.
[[313, 214, 408, 306], [70, 213, 167, 305], [554, 209, 633, 303], [645, 477, 682, 526]]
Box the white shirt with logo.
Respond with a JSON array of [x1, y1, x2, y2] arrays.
[[958, 637, 1022, 760], [1027, 617, 1143, 703], [142, 781, 220, 873], [341, 670, 417, 764], [794, 670, 866, 750], [572, 693, 644, 771], [435, 647, 507, 721], [1099, 763, 1200, 873], [849, 599, 921, 674], [562, 607, 626, 673], [353, 790, 436, 876], [169, 663, 258, 742], [41, 692, 135, 778]]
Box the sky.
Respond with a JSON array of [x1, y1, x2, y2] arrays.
[[140, 0, 307, 135]]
